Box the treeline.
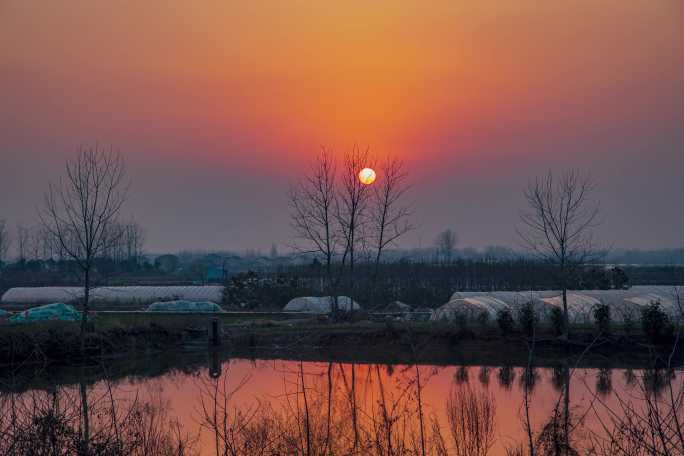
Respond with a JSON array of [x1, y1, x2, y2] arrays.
[[294, 260, 633, 308], [0, 220, 145, 268], [0, 219, 155, 296], [223, 259, 649, 310]]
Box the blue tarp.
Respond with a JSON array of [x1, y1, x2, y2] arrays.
[[0, 309, 10, 318], [9, 303, 82, 323], [146, 300, 224, 313]]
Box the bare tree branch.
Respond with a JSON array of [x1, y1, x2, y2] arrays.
[[517, 170, 601, 338], [39, 145, 129, 339]]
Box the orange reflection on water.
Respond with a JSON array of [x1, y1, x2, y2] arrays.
[[88, 359, 679, 455]]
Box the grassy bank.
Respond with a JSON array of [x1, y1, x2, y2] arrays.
[[224, 322, 684, 369], [0, 320, 187, 366], [2, 312, 682, 369], [0, 311, 318, 366]]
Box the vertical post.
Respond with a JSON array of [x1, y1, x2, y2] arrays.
[[209, 350, 222, 378], [209, 318, 221, 346]]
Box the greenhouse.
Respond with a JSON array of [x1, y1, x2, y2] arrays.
[[146, 300, 224, 313], [1, 286, 225, 306], [284, 296, 361, 313], [383, 301, 412, 313], [431, 295, 553, 323], [431, 299, 487, 322], [540, 294, 602, 324], [435, 286, 681, 324], [9, 303, 82, 323], [1, 287, 84, 305]]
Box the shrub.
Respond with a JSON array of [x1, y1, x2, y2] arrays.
[[611, 267, 629, 289], [623, 313, 635, 336], [496, 309, 515, 336], [550, 307, 564, 337], [517, 302, 538, 337], [640, 301, 674, 344], [476, 310, 490, 328], [454, 311, 469, 332], [592, 302, 611, 335], [222, 271, 312, 309]]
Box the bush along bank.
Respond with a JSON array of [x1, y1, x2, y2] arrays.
[[0, 322, 188, 366]]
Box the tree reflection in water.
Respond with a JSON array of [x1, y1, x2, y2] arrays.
[[196, 360, 500, 456], [446, 384, 496, 456], [498, 366, 516, 390], [595, 368, 612, 397], [478, 367, 491, 387], [455, 366, 469, 385], [1, 359, 683, 455], [0, 367, 197, 455]]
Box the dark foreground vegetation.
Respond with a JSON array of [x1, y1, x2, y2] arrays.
[[2, 310, 683, 370]]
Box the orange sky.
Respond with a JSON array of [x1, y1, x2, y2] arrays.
[[1, 1, 683, 250]]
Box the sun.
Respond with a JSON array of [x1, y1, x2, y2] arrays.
[[358, 167, 376, 185]]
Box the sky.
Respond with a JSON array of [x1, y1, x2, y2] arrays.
[[1, 1, 683, 253]]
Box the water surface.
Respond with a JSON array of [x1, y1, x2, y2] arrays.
[[2, 353, 682, 455]]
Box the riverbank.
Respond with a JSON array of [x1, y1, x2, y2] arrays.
[[1, 315, 682, 370], [226, 322, 683, 368]]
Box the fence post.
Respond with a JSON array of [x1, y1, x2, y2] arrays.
[[209, 317, 221, 346]]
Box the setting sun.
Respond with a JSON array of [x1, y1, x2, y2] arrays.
[[358, 168, 377, 185]]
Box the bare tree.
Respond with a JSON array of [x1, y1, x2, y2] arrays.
[[27, 225, 42, 261], [16, 224, 29, 263], [123, 220, 146, 265], [40, 146, 128, 337], [37, 225, 56, 260], [368, 156, 413, 279], [434, 229, 458, 263], [518, 170, 600, 339], [336, 146, 372, 275], [289, 148, 339, 294], [101, 221, 124, 262], [0, 219, 10, 265]]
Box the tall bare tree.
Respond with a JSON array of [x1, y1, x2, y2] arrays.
[[16, 224, 29, 263], [123, 220, 146, 265], [368, 155, 413, 284], [434, 228, 458, 263], [40, 146, 128, 336], [336, 146, 372, 275], [0, 219, 10, 265], [518, 169, 600, 339], [36, 225, 56, 260], [104, 219, 145, 265], [27, 225, 42, 261], [289, 148, 339, 289]]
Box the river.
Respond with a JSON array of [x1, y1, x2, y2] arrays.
[[1, 351, 682, 455]]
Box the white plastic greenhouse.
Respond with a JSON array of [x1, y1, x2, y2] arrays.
[[432, 299, 488, 322], [1, 286, 225, 306], [431, 295, 554, 323], [540, 294, 602, 324], [283, 296, 361, 313], [146, 300, 224, 313], [434, 286, 682, 324], [1, 287, 84, 305]]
